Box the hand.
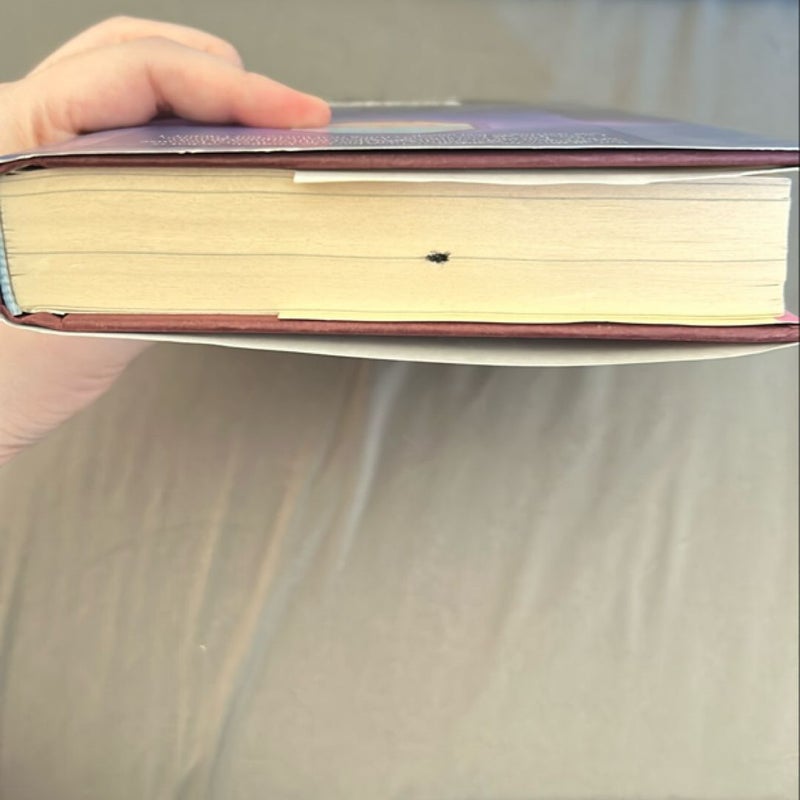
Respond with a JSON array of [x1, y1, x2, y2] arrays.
[[0, 16, 330, 465]]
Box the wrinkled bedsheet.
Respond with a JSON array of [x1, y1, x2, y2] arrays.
[[1, 1, 797, 798]]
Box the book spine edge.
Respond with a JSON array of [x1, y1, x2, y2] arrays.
[[0, 202, 21, 316]]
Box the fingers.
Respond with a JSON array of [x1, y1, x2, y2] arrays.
[[28, 15, 243, 75], [8, 37, 330, 149]]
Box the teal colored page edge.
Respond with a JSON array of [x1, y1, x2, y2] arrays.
[[0, 209, 21, 316]]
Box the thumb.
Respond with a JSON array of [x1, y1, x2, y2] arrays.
[[5, 36, 330, 151], [0, 321, 152, 465]]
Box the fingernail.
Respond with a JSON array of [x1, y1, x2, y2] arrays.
[[299, 96, 331, 128]]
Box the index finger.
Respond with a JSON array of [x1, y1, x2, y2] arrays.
[[9, 37, 329, 150]]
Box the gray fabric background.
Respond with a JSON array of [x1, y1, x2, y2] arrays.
[[1, 2, 798, 798]]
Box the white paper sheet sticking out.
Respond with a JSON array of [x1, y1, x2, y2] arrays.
[[294, 167, 794, 186]]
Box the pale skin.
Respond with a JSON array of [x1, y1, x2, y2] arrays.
[[0, 16, 330, 465]]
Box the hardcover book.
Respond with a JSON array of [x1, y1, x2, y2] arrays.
[[1, 103, 798, 353]]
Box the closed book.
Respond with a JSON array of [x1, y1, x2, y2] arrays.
[[1, 103, 798, 350]]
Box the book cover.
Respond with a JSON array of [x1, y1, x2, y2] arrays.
[[1, 103, 798, 161]]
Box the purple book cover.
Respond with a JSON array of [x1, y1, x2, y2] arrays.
[[1, 103, 798, 161]]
